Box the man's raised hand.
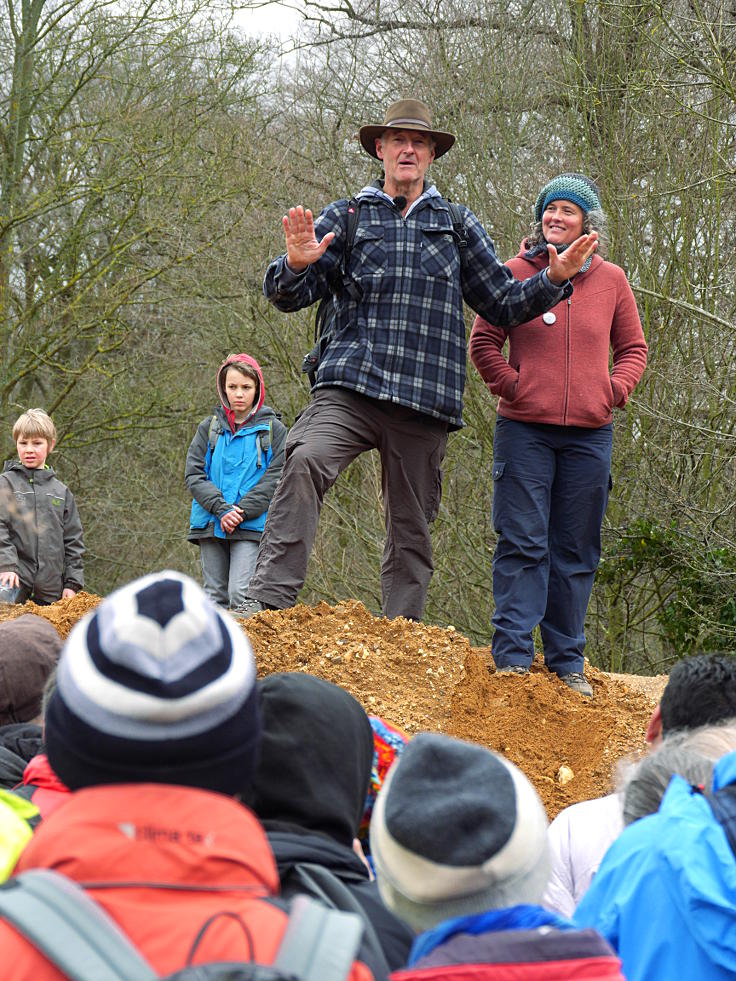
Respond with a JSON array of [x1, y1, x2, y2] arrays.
[[547, 232, 599, 285], [283, 206, 336, 273]]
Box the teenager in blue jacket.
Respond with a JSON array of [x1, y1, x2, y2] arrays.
[[185, 354, 286, 608]]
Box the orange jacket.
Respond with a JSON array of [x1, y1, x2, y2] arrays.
[[0, 783, 373, 980], [470, 250, 647, 429]]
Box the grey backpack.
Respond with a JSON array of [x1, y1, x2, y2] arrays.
[[0, 868, 364, 981]]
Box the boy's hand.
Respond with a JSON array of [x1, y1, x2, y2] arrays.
[[0, 571, 19, 588], [220, 507, 244, 535], [61, 588, 77, 599]]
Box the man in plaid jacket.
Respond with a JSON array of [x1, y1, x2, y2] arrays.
[[238, 99, 597, 622]]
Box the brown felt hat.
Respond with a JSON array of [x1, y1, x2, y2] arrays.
[[359, 99, 456, 159]]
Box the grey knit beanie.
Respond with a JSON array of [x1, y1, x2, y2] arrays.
[[369, 733, 550, 933], [534, 173, 602, 222]]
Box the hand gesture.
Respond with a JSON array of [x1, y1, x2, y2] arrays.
[[283, 206, 336, 273], [61, 588, 77, 600], [547, 232, 599, 285], [0, 571, 19, 588], [220, 506, 244, 535]]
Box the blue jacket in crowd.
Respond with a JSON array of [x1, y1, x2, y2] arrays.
[[574, 749, 736, 981]]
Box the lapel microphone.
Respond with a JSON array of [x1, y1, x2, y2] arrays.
[[393, 195, 407, 210]]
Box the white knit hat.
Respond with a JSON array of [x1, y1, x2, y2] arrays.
[[369, 733, 550, 932]]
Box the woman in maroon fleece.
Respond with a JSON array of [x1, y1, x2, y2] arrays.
[[470, 174, 647, 697]]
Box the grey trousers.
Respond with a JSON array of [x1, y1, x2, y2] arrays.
[[247, 388, 448, 620], [199, 537, 259, 608]]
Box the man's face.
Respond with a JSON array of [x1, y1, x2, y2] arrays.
[[16, 435, 53, 469], [375, 129, 435, 190]]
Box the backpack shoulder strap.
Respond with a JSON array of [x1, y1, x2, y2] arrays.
[[287, 863, 389, 979], [703, 784, 736, 858], [274, 894, 364, 981], [342, 197, 360, 273], [207, 415, 223, 452], [445, 199, 469, 263], [0, 869, 157, 981], [257, 419, 273, 454]]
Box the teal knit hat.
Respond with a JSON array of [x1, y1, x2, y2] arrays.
[[534, 173, 601, 223]]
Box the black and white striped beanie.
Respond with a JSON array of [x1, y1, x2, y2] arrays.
[[370, 733, 550, 932], [45, 571, 261, 795]]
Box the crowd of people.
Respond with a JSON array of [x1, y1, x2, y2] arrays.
[[0, 579, 735, 978], [4, 96, 729, 977]]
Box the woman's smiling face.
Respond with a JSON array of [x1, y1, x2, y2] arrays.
[[542, 199, 585, 247]]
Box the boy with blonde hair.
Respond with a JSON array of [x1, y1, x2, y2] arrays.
[[0, 409, 84, 604]]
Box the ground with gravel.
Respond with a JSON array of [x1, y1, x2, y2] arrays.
[[0, 592, 667, 818]]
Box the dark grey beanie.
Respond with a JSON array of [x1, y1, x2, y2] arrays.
[[369, 733, 549, 932]]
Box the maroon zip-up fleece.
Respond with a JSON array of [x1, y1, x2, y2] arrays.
[[469, 248, 647, 429]]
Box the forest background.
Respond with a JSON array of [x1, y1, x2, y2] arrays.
[[1, 0, 734, 674]]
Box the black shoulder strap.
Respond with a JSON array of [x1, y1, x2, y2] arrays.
[[285, 863, 389, 980], [342, 197, 360, 275], [445, 199, 468, 263], [304, 197, 362, 387], [703, 784, 736, 858], [207, 415, 223, 452]]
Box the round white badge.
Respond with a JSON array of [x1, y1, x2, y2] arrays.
[[542, 312, 556, 325]]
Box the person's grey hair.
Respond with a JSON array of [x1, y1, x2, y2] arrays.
[[621, 743, 714, 826], [666, 720, 736, 760], [526, 208, 609, 259]]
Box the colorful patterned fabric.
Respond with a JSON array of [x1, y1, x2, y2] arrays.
[[359, 715, 409, 842]]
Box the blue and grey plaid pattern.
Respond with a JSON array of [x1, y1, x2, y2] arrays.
[[264, 184, 569, 428]]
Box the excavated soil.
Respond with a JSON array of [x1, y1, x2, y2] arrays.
[[0, 593, 666, 818]]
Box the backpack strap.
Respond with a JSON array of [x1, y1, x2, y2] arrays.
[[258, 420, 273, 455], [287, 862, 389, 979], [274, 894, 364, 981], [445, 199, 468, 266], [303, 198, 362, 388], [0, 869, 157, 981], [702, 784, 736, 857], [207, 415, 224, 452]]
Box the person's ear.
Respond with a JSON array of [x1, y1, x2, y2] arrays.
[[646, 703, 663, 745], [48, 439, 56, 454], [375, 137, 384, 161]]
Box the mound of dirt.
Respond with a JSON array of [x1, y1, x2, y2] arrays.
[[0, 594, 665, 818]]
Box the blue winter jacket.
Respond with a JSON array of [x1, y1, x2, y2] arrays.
[[574, 749, 736, 981], [186, 404, 287, 541]]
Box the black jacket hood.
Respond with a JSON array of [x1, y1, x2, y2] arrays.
[[246, 672, 374, 848]]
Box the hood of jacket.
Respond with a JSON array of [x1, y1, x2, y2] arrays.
[[0, 724, 43, 788], [16, 782, 280, 892], [216, 353, 265, 432], [2, 459, 57, 481], [245, 672, 374, 848], [266, 827, 370, 880]]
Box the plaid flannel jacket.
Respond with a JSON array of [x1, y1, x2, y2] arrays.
[[263, 184, 569, 429]]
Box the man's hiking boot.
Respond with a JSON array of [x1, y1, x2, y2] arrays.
[[560, 671, 593, 698], [232, 597, 269, 618], [494, 664, 529, 676]]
